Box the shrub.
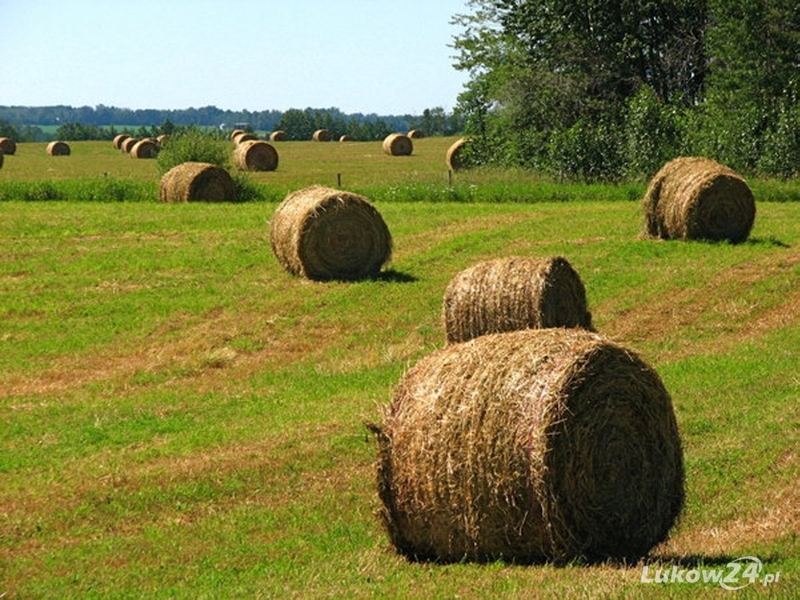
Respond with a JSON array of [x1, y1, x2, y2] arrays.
[[156, 129, 229, 174]]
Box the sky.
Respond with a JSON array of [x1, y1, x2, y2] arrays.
[[1, 0, 471, 115]]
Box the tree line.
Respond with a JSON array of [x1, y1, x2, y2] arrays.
[[452, 0, 798, 180]]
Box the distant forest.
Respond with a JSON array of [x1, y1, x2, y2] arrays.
[[0, 104, 463, 142]]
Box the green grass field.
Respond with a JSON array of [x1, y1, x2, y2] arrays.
[[1, 140, 798, 598]]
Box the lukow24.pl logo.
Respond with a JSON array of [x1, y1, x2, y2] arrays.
[[641, 556, 781, 590]]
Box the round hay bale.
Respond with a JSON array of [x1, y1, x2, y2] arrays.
[[643, 156, 756, 243], [156, 134, 169, 146], [113, 134, 130, 150], [382, 133, 413, 156], [130, 139, 159, 159], [121, 137, 138, 153], [233, 131, 258, 145], [159, 161, 236, 203], [443, 256, 593, 344], [0, 137, 17, 155], [446, 138, 470, 171], [372, 327, 684, 564], [408, 129, 425, 139], [269, 130, 288, 142], [46, 141, 71, 156], [233, 140, 279, 172], [230, 129, 245, 140], [339, 134, 354, 142], [270, 185, 392, 281], [312, 129, 331, 142], [0, 148, 4, 170]]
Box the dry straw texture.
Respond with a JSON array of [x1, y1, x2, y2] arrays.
[[269, 130, 288, 142], [0, 138, 17, 155], [373, 328, 684, 564], [443, 256, 593, 344], [339, 134, 354, 142], [408, 129, 425, 139], [270, 185, 392, 281], [643, 156, 756, 243], [233, 140, 279, 172], [112, 134, 130, 150], [46, 141, 71, 156], [130, 139, 159, 159], [446, 138, 469, 171], [230, 129, 245, 140], [232, 131, 257, 145], [312, 129, 331, 142], [159, 162, 236, 203], [383, 133, 413, 156], [121, 138, 138, 153]]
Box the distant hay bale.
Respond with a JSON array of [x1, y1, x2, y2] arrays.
[[0, 137, 17, 155], [46, 141, 71, 156], [129, 139, 159, 159], [446, 138, 470, 171], [383, 133, 413, 156], [372, 327, 684, 564], [159, 161, 236, 203], [312, 129, 331, 142], [270, 130, 288, 142], [408, 129, 425, 139], [121, 137, 138, 153], [156, 134, 169, 145], [113, 134, 130, 150], [643, 157, 756, 243], [232, 131, 257, 145], [233, 140, 279, 171], [443, 256, 593, 344], [339, 134, 353, 142], [0, 148, 4, 170], [270, 185, 392, 281], [230, 129, 245, 140]]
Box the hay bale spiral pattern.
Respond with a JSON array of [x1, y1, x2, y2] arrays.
[[643, 156, 756, 243], [130, 139, 159, 159], [0, 138, 17, 156], [443, 256, 593, 343], [446, 138, 469, 171], [46, 141, 71, 156], [270, 185, 392, 281], [159, 162, 236, 203], [383, 133, 413, 156], [233, 140, 279, 171], [374, 328, 684, 564]]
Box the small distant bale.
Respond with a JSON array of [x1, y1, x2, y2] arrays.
[[113, 134, 131, 150], [383, 133, 413, 156], [408, 129, 425, 139], [372, 327, 684, 564], [339, 134, 354, 142], [159, 161, 236, 203], [156, 134, 169, 145], [230, 129, 245, 140], [130, 139, 159, 159], [443, 256, 593, 344], [46, 141, 71, 156], [232, 131, 258, 145], [121, 137, 138, 153], [0, 138, 17, 155], [446, 138, 471, 171], [233, 140, 279, 172], [269, 130, 288, 142], [270, 185, 392, 281], [643, 156, 756, 244], [312, 129, 331, 142]]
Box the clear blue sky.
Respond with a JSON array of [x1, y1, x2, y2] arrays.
[[2, 0, 471, 115]]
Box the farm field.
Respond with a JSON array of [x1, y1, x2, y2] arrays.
[[0, 141, 798, 598]]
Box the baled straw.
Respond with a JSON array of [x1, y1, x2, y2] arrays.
[[130, 139, 159, 159], [443, 256, 593, 344], [339, 134, 354, 142], [46, 141, 71, 156], [643, 156, 756, 243], [269, 130, 288, 142], [121, 137, 138, 153], [113, 134, 130, 150], [0, 148, 4, 170], [233, 140, 279, 171], [270, 185, 392, 281], [159, 161, 236, 203], [446, 138, 470, 171], [383, 133, 413, 156], [408, 129, 425, 139], [312, 129, 331, 142], [0, 138, 17, 155], [372, 328, 684, 564]]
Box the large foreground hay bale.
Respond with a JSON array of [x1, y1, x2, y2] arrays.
[[233, 140, 278, 171], [270, 185, 392, 281], [0, 138, 17, 155], [130, 139, 159, 159], [372, 328, 684, 564], [46, 141, 71, 156], [312, 129, 331, 142], [443, 256, 593, 344], [643, 157, 756, 243], [113, 134, 130, 150], [269, 130, 288, 142], [446, 138, 470, 171], [159, 162, 236, 203], [383, 133, 413, 156]]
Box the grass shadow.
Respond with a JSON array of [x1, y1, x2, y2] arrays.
[[745, 236, 790, 248], [373, 269, 419, 283]]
